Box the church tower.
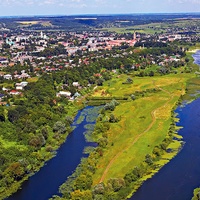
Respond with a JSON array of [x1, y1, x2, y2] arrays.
[[40, 31, 44, 38], [133, 32, 136, 40]]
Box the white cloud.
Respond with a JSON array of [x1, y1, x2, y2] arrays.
[[0, 0, 199, 15], [186, 0, 200, 4], [168, 0, 200, 4], [70, 0, 82, 2], [0, 0, 62, 6], [68, 3, 87, 8]]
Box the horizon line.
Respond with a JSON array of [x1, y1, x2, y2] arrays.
[[0, 12, 200, 18]]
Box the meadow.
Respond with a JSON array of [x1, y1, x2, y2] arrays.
[[101, 19, 200, 34], [90, 73, 194, 189]]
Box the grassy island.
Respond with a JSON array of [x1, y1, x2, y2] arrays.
[[55, 67, 200, 200], [89, 74, 191, 196]]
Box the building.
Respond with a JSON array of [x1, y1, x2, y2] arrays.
[[4, 74, 12, 80], [57, 91, 71, 98]]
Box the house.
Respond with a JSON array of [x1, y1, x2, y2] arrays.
[[2, 87, 9, 92], [0, 57, 8, 64], [10, 90, 21, 95], [20, 82, 28, 87], [20, 73, 30, 79], [94, 73, 102, 77], [16, 81, 28, 90], [14, 73, 30, 79], [4, 74, 12, 80], [57, 91, 71, 98], [72, 92, 81, 100], [72, 82, 80, 87], [16, 84, 23, 90]]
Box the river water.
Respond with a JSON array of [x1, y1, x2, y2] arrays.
[[7, 51, 200, 200], [130, 50, 200, 200], [6, 106, 100, 200], [193, 50, 200, 66]]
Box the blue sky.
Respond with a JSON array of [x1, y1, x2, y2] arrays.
[[0, 0, 199, 16]]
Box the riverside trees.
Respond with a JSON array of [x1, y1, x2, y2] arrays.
[[0, 74, 73, 198], [0, 41, 189, 199]]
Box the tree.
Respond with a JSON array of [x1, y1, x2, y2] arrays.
[[53, 121, 66, 134], [41, 126, 49, 140], [104, 99, 119, 111], [109, 114, 119, 123], [66, 116, 74, 126], [4, 162, 25, 180], [107, 178, 126, 192], [185, 57, 190, 63], [92, 183, 105, 195], [96, 78, 104, 86], [145, 154, 153, 165], [130, 94, 135, 100], [98, 138, 108, 148], [0, 108, 5, 122], [8, 109, 19, 123], [149, 71, 154, 77], [123, 77, 133, 84], [73, 174, 93, 191], [29, 135, 44, 149], [71, 190, 92, 200], [126, 77, 133, 84]]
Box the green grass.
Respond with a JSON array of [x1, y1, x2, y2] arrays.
[[99, 19, 200, 35], [91, 73, 193, 186], [0, 135, 28, 151], [27, 77, 39, 83], [100, 22, 165, 34], [93, 73, 192, 98]]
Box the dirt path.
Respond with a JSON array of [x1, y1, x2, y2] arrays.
[[99, 82, 174, 183]]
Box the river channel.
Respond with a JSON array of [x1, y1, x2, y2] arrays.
[[7, 106, 100, 200], [7, 51, 200, 200], [130, 50, 200, 200]]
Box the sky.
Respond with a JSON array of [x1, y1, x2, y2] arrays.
[[0, 0, 200, 16]]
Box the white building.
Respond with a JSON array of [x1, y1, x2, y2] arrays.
[[57, 91, 71, 98], [4, 74, 12, 80], [72, 82, 80, 87]]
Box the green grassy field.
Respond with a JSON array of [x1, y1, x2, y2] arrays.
[[100, 19, 200, 34], [101, 26, 162, 34], [91, 73, 193, 187], [17, 21, 52, 27]]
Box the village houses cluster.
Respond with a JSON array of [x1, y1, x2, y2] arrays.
[[0, 25, 197, 105]]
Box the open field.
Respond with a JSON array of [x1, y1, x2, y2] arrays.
[[101, 26, 162, 34], [93, 73, 191, 97], [17, 21, 52, 27], [17, 21, 40, 25], [100, 19, 200, 34], [91, 73, 194, 186]]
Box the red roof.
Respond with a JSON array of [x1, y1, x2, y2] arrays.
[[10, 90, 17, 93]]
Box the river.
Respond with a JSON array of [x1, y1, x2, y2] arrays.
[[6, 106, 100, 200], [130, 50, 200, 200], [193, 50, 200, 66], [7, 51, 200, 200]]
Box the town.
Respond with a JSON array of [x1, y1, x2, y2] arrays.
[[0, 15, 199, 105], [1, 14, 200, 200]]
